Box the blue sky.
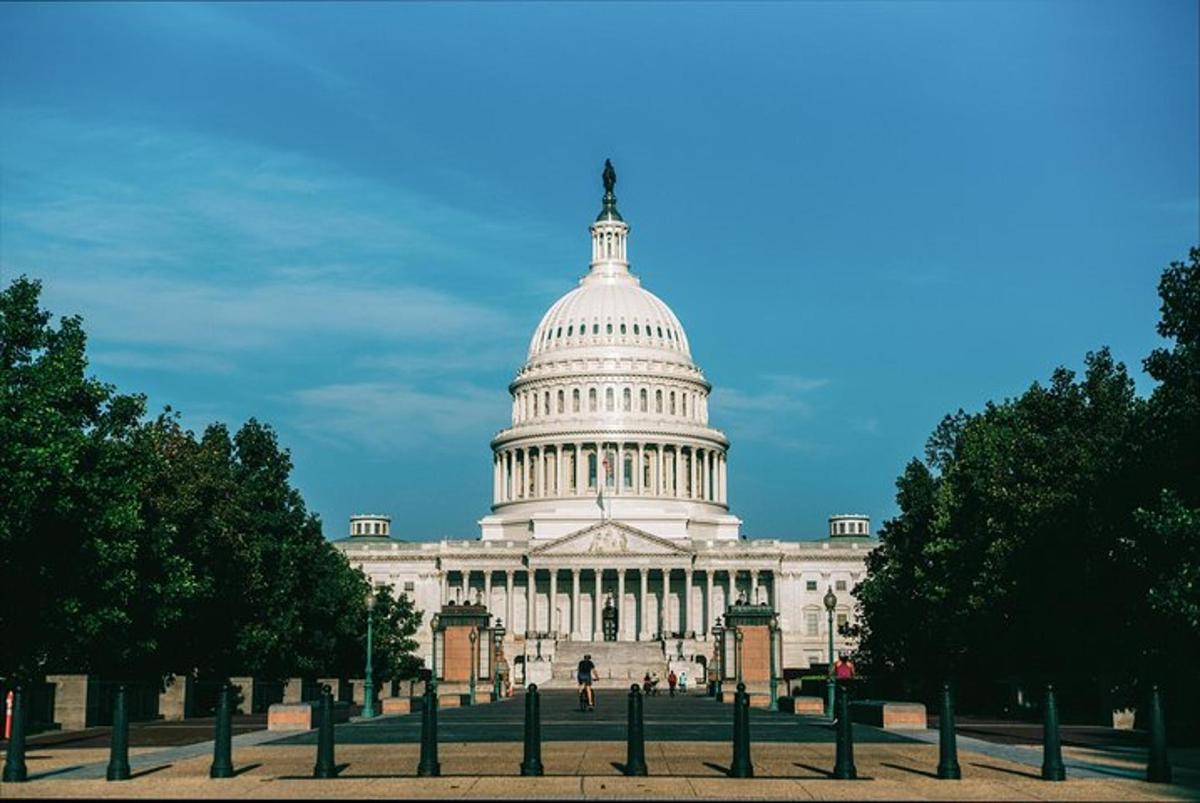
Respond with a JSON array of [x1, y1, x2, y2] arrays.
[[2, 2, 1196, 541]]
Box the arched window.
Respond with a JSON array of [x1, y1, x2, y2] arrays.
[[682, 394, 687, 417], [639, 388, 648, 412], [657, 326, 663, 337], [567, 325, 573, 337], [573, 388, 580, 412], [589, 388, 597, 412], [669, 391, 676, 415], [556, 327, 562, 338], [623, 387, 631, 411], [557, 390, 564, 414], [633, 323, 640, 335], [544, 391, 550, 415], [620, 322, 626, 334], [593, 323, 599, 335], [588, 452, 597, 489], [643, 452, 652, 489], [606, 322, 613, 334], [605, 387, 614, 411], [624, 453, 633, 488], [655, 389, 663, 413]]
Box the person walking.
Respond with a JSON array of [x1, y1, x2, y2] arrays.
[[668, 669, 678, 697], [679, 670, 689, 694]]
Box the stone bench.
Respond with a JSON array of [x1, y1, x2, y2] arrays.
[[778, 695, 825, 715], [849, 700, 927, 730], [267, 701, 351, 731], [381, 697, 412, 715]]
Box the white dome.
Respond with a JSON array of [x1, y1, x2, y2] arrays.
[[527, 275, 692, 363]]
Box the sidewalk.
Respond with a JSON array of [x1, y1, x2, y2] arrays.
[[3, 738, 1195, 800]]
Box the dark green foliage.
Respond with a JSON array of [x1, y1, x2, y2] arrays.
[[854, 247, 1200, 729], [0, 276, 423, 686]]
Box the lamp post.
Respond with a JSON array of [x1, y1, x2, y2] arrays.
[[734, 628, 744, 687], [711, 617, 724, 698], [363, 587, 378, 719], [468, 628, 478, 706], [430, 613, 441, 691], [768, 612, 779, 712], [824, 586, 837, 718], [492, 618, 506, 700]]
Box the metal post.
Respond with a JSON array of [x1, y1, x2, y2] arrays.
[[209, 683, 234, 779], [2, 685, 28, 783], [825, 606, 836, 718], [363, 603, 377, 719], [1041, 684, 1065, 781], [936, 681, 961, 780], [1147, 684, 1172, 783], [468, 629, 478, 706], [734, 628, 744, 686], [105, 685, 131, 781], [417, 682, 440, 776], [313, 685, 337, 779], [728, 682, 752, 778], [832, 681, 857, 780], [519, 684, 544, 776], [624, 684, 648, 776]]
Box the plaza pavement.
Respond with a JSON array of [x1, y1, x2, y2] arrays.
[[2, 690, 1196, 800]]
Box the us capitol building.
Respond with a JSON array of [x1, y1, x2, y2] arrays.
[[336, 162, 876, 681]]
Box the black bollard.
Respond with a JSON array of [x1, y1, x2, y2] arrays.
[[417, 682, 441, 777], [313, 685, 337, 779], [936, 681, 962, 780], [1146, 685, 1172, 784], [2, 686, 28, 783], [832, 682, 857, 780], [1041, 684, 1065, 781], [106, 685, 132, 781], [728, 682, 753, 778], [209, 683, 234, 779], [624, 684, 648, 776], [519, 683, 544, 776]]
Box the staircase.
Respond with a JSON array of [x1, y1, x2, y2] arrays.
[[547, 641, 670, 688]]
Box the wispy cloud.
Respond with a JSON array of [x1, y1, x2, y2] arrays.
[[710, 373, 830, 450]]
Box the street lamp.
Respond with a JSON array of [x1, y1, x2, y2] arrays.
[[768, 612, 779, 712], [430, 613, 441, 691], [734, 628, 744, 687], [711, 616, 724, 698], [468, 628, 478, 706], [492, 618, 506, 700], [824, 586, 838, 718], [363, 587, 378, 719]]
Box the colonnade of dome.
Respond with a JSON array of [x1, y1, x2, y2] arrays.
[[492, 441, 728, 506], [510, 377, 710, 426]]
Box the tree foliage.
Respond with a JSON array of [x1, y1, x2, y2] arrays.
[[0, 276, 423, 685], [855, 247, 1200, 724]]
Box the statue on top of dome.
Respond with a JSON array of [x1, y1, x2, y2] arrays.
[[602, 158, 616, 194], [596, 159, 623, 222]]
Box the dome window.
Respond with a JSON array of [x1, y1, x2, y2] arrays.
[[567, 325, 573, 336], [620, 323, 627, 334], [556, 327, 562, 338], [593, 323, 599, 335], [573, 388, 580, 412], [606, 323, 613, 334], [667, 329, 673, 341], [605, 387, 614, 411], [588, 388, 597, 412], [623, 387, 631, 411], [655, 389, 663, 413], [657, 326, 663, 337], [633, 323, 640, 335], [557, 390, 564, 413], [639, 388, 648, 412]]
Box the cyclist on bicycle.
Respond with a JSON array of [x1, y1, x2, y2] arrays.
[[577, 653, 596, 711]]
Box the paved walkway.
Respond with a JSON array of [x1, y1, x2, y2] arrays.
[[2, 691, 1194, 799]]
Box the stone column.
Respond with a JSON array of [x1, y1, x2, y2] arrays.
[[493, 454, 500, 503], [685, 568, 694, 635], [728, 569, 736, 607], [575, 442, 585, 496], [556, 445, 565, 497], [751, 570, 759, 605], [440, 571, 448, 606], [636, 444, 644, 495], [617, 568, 627, 640], [505, 570, 514, 630], [616, 442, 624, 495], [720, 454, 728, 504], [691, 448, 698, 499], [662, 569, 671, 635], [571, 568, 581, 639], [549, 568, 558, 635], [526, 568, 536, 636], [673, 448, 681, 497], [705, 570, 714, 635], [484, 570, 493, 613], [593, 568, 603, 640], [460, 570, 469, 604], [639, 568, 650, 640], [534, 448, 543, 498]]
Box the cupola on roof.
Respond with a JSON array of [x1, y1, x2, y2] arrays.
[[526, 160, 693, 365]]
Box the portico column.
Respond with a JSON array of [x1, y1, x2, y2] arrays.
[[707, 451, 715, 500], [751, 570, 759, 604], [484, 570, 493, 613], [673, 448, 681, 497], [460, 570, 469, 604], [639, 568, 649, 640], [727, 569, 736, 607], [440, 571, 448, 606], [684, 568, 694, 635], [571, 569, 581, 639], [705, 571, 714, 636], [556, 445, 565, 497], [593, 568, 604, 640], [662, 569, 671, 636], [690, 449, 698, 499], [505, 570, 514, 630], [549, 568, 558, 635], [720, 454, 728, 503], [534, 448, 543, 498], [617, 568, 627, 640], [526, 568, 536, 636]]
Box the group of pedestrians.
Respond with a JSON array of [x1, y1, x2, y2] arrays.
[[642, 669, 690, 696]]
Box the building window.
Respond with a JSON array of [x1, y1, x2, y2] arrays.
[[404, 581, 415, 593], [623, 387, 631, 411], [669, 391, 676, 415], [557, 390, 564, 413], [655, 389, 663, 413], [593, 323, 599, 334], [634, 323, 640, 335], [682, 395, 687, 417], [806, 580, 817, 591], [805, 611, 819, 637], [639, 388, 648, 412], [544, 391, 550, 415], [567, 325, 573, 336], [835, 580, 846, 591], [573, 388, 580, 412], [620, 322, 626, 334], [589, 388, 597, 411], [624, 454, 633, 487], [605, 387, 614, 411], [837, 613, 848, 630], [607, 323, 613, 334], [588, 453, 597, 489], [657, 326, 663, 337]]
